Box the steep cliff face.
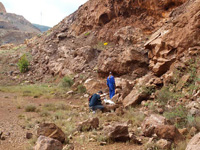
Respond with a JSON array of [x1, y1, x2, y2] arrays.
[[0, 2, 41, 45], [29, 0, 187, 79]]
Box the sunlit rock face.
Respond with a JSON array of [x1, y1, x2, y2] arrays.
[[29, 0, 187, 77]]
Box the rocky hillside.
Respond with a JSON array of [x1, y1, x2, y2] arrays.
[[0, 0, 200, 149], [29, 0, 188, 78], [27, 0, 200, 118], [0, 2, 41, 45]]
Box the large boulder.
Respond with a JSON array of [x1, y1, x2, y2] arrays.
[[36, 123, 65, 143], [186, 132, 200, 150], [122, 88, 149, 107], [142, 114, 167, 137], [35, 136, 63, 150], [84, 78, 107, 95], [97, 46, 149, 76], [103, 123, 129, 142], [122, 73, 157, 107], [77, 117, 99, 132], [115, 78, 133, 99], [154, 125, 184, 143]]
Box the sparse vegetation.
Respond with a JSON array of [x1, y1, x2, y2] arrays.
[[84, 32, 90, 37], [124, 107, 145, 127], [25, 105, 37, 112], [77, 84, 87, 93], [155, 86, 183, 106], [61, 76, 74, 88], [164, 105, 188, 128], [141, 85, 156, 95]]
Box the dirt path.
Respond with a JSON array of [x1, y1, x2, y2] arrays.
[[0, 92, 28, 150], [0, 92, 143, 150]]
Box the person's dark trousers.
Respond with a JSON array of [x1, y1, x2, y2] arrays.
[[90, 105, 104, 111]]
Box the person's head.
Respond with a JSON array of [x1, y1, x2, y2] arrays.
[[109, 72, 112, 75], [98, 91, 103, 95]]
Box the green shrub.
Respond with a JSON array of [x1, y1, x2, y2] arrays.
[[164, 105, 187, 128], [155, 87, 173, 105], [141, 85, 156, 95], [61, 76, 73, 88], [25, 105, 36, 112], [155, 86, 183, 105], [18, 54, 29, 73], [77, 84, 86, 93]]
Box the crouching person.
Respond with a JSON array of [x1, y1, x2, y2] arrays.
[[89, 91, 104, 113]]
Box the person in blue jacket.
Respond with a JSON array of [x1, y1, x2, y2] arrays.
[[89, 91, 104, 112], [107, 72, 115, 99]]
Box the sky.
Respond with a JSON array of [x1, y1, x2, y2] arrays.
[[1, 0, 88, 27]]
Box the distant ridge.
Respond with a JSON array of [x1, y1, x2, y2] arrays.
[[0, 2, 41, 45], [32, 23, 51, 32]]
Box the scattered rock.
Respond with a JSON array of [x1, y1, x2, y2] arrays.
[[178, 128, 188, 136], [115, 107, 124, 116], [35, 136, 63, 150], [176, 74, 190, 91], [189, 127, 198, 137], [77, 117, 99, 131], [84, 94, 89, 98], [63, 144, 74, 150], [129, 133, 142, 145], [157, 108, 164, 114], [66, 90, 73, 95], [0, 131, 3, 139], [103, 123, 129, 142], [100, 141, 107, 146], [1, 136, 6, 140], [156, 139, 171, 150], [26, 132, 33, 139], [36, 123, 66, 143]]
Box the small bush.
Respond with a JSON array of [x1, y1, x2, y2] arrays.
[[141, 85, 156, 95], [18, 54, 29, 73], [155, 87, 173, 105], [123, 107, 145, 127], [164, 105, 187, 128], [39, 110, 50, 117], [61, 76, 74, 88], [25, 105, 36, 112], [77, 84, 86, 93]]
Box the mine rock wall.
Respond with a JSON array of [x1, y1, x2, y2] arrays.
[[29, 0, 188, 79]]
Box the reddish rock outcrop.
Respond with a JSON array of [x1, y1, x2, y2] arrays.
[[145, 0, 200, 76], [29, 0, 187, 78]]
